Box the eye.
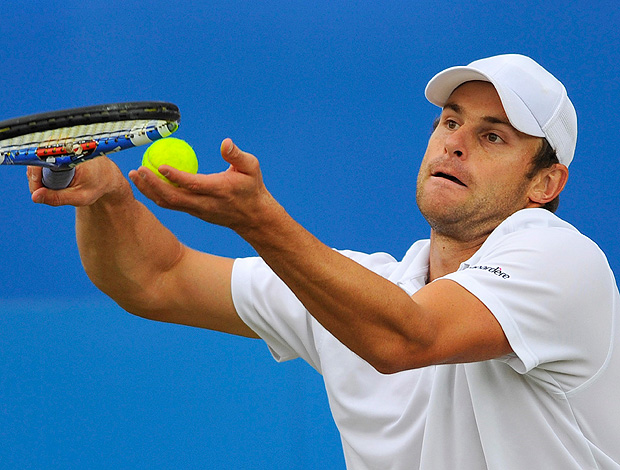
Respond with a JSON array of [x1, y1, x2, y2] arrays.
[[446, 119, 459, 130], [487, 133, 504, 143]]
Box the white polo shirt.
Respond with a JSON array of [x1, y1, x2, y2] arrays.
[[231, 208, 620, 469]]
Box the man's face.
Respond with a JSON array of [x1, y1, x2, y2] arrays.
[[416, 81, 543, 241]]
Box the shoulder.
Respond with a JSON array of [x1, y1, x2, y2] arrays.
[[490, 208, 581, 240], [446, 210, 618, 379], [480, 208, 604, 264], [461, 209, 613, 295]]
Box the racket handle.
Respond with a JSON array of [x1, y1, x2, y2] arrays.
[[41, 167, 75, 190]]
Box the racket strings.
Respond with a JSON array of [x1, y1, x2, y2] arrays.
[[4, 120, 144, 149], [0, 119, 175, 165]]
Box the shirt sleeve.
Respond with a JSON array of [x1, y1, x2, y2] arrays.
[[441, 226, 616, 393], [230, 250, 400, 373], [231, 256, 321, 368]]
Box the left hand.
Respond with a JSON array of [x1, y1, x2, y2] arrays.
[[129, 138, 277, 233]]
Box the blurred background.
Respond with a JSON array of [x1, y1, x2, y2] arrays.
[[1, 1, 618, 468]]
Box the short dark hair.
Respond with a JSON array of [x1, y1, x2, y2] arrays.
[[526, 138, 560, 213], [430, 117, 561, 213]]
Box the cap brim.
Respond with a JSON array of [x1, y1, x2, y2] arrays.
[[425, 66, 545, 138]]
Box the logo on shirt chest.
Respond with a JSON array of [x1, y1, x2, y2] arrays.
[[461, 263, 511, 279]]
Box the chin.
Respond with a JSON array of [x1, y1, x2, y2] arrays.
[[417, 191, 462, 220]]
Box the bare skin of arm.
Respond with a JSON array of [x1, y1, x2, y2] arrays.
[[28, 157, 257, 338], [28, 137, 517, 374], [30, 84, 568, 373], [124, 139, 511, 374]]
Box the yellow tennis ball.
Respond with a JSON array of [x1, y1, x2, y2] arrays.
[[142, 137, 198, 185]]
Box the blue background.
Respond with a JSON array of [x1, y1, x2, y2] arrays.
[[1, 1, 618, 468]]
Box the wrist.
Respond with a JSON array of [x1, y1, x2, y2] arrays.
[[232, 192, 289, 243], [234, 193, 317, 261], [73, 159, 135, 215]]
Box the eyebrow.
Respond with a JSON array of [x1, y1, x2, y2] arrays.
[[443, 102, 513, 128]]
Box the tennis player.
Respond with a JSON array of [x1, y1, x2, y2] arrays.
[[29, 54, 620, 469]]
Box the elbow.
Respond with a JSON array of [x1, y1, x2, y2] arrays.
[[114, 283, 175, 323], [364, 339, 434, 375], [359, 298, 439, 374], [89, 275, 170, 323], [371, 357, 423, 376], [372, 361, 406, 376]]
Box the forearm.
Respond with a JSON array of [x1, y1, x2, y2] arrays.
[[236, 200, 431, 372], [74, 165, 253, 336], [126, 139, 430, 367], [75, 176, 184, 315], [126, 139, 509, 367]]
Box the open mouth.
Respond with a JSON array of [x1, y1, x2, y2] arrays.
[[433, 172, 467, 187]]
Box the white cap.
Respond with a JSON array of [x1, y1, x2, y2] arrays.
[[425, 54, 577, 166]]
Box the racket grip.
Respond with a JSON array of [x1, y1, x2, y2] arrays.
[[41, 167, 76, 190]]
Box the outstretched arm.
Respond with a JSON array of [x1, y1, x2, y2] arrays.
[[28, 157, 257, 338], [130, 139, 510, 373]]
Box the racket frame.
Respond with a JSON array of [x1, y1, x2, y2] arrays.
[[0, 101, 180, 170]]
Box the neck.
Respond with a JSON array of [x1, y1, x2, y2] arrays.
[[427, 230, 489, 282]]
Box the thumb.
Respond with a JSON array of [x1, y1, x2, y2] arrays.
[[220, 138, 260, 175]]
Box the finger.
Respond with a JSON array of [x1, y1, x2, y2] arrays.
[[129, 166, 191, 208], [31, 187, 47, 204], [220, 138, 260, 175], [157, 165, 202, 190], [130, 166, 228, 220], [30, 158, 121, 207], [30, 186, 76, 206], [27, 166, 44, 193], [134, 165, 213, 202], [28, 167, 62, 205], [128, 166, 165, 200]]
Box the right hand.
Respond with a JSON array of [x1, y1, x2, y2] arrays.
[[28, 157, 130, 207]]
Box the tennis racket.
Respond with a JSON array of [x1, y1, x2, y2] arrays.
[[0, 101, 181, 189]]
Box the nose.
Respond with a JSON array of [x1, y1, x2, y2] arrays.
[[444, 127, 467, 159]]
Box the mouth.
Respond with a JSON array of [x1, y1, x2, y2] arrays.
[[432, 171, 467, 187]]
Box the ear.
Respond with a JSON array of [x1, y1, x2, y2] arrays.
[[527, 164, 569, 206]]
